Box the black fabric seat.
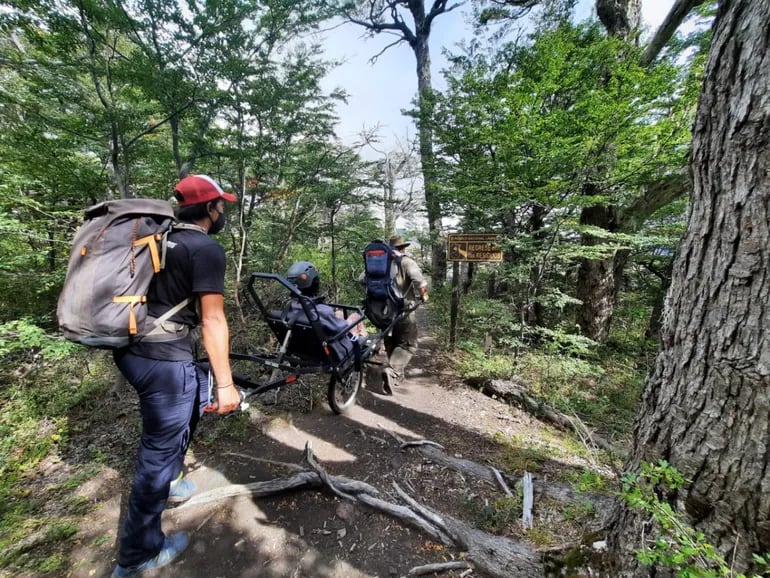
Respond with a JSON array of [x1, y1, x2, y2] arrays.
[[261, 294, 373, 375]]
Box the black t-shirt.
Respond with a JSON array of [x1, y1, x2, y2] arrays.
[[129, 228, 226, 361]]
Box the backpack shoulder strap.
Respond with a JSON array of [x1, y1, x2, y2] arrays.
[[151, 298, 193, 327], [392, 251, 403, 274], [172, 222, 208, 234], [142, 298, 194, 341]]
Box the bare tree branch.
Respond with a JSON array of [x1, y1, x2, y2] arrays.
[[369, 34, 409, 63], [618, 172, 689, 232], [426, 0, 465, 29], [640, 0, 706, 66]]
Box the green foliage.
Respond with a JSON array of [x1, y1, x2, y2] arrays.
[[0, 0, 366, 327], [621, 461, 769, 577], [0, 319, 77, 360], [457, 346, 518, 381], [571, 469, 610, 493], [438, 264, 650, 437], [435, 20, 695, 218], [432, 12, 703, 355], [491, 432, 550, 473]]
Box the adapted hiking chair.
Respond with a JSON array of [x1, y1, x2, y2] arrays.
[[197, 271, 421, 413], [199, 272, 374, 414]]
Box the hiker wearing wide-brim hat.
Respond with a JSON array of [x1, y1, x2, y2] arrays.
[[377, 234, 428, 394], [389, 235, 411, 250]]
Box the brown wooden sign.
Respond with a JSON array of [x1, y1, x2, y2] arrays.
[[447, 233, 502, 262]]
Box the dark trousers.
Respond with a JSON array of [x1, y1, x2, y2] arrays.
[[383, 312, 419, 383], [113, 351, 207, 567]]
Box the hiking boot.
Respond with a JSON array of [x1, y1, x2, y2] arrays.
[[111, 532, 189, 577], [382, 373, 393, 395], [167, 474, 196, 505], [382, 367, 399, 395]]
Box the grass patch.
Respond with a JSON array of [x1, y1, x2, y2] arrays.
[[454, 333, 643, 438], [429, 266, 658, 439], [0, 338, 117, 575], [491, 432, 551, 473]]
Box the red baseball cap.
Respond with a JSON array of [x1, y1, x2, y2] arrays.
[[174, 174, 237, 206]]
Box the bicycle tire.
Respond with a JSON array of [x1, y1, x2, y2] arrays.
[[327, 369, 362, 414]]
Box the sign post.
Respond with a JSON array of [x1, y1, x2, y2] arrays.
[[447, 234, 503, 263], [446, 234, 502, 349]]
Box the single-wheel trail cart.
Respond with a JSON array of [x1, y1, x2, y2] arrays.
[[198, 272, 412, 414]]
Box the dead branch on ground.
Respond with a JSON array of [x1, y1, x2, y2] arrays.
[[379, 423, 614, 528], [408, 560, 473, 575], [181, 443, 545, 577]]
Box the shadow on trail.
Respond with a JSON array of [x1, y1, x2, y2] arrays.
[[58, 311, 584, 578]]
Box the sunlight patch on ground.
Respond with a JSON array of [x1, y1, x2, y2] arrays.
[[343, 401, 423, 441], [261, 421, 358, 462]]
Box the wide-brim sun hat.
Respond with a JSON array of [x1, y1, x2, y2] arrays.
[[389, 235, 410, 249], [174, 174, 237, 206]]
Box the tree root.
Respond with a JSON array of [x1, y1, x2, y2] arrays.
[[181, 442, 545, 577], [379, 423, 615, 529], [185, 434, 618, 577], [408, 560, 473, 575]]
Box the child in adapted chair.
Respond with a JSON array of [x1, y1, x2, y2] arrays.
[[284, 261, 367, 364]]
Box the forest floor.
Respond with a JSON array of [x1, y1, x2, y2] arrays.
[[15, 310, 618, 578]]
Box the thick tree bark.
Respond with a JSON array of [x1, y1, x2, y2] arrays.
[[609, 1, 770, 575], [642, 258, 674, 342], [576, 199, 619, 342], [596, 0, 641, 40], [576, 174, 689, 341]]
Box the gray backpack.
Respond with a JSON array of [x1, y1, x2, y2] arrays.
[[57, 198, 191, 349]]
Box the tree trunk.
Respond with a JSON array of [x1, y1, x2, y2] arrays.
[[575, 257, 615, 342], [576, 201, 618, 342], [462, 261, 475, 294], [596, 0, 641, 40], [528, 204, 547, 326], [608, 1, 770, 574], [644, 259, 673, 341], [413, 35, 445, 287], [345, 1, 457, 286], [639, 0, 706, 67], [382, 156, 397, 235], [574, 0, 641, 341]]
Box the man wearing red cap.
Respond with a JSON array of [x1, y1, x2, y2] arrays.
[[110, 174, 240, 577]]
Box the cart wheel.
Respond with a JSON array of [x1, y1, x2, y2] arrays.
[[328, 369, 362, 414]]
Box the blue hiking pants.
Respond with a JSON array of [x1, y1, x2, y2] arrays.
[[113, 351, 208, 567]]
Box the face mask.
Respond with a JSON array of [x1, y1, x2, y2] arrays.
[[209, 208, 226, 235]]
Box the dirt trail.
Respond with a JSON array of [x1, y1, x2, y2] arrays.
[[61, 314, 589, 578]]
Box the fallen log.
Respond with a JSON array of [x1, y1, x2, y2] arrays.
[[178, 471, 379, 508], [480, 379, 621, 457]]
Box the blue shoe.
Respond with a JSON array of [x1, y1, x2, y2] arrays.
[[111, 532, 189, 577], [167, 474, 196, 504]]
